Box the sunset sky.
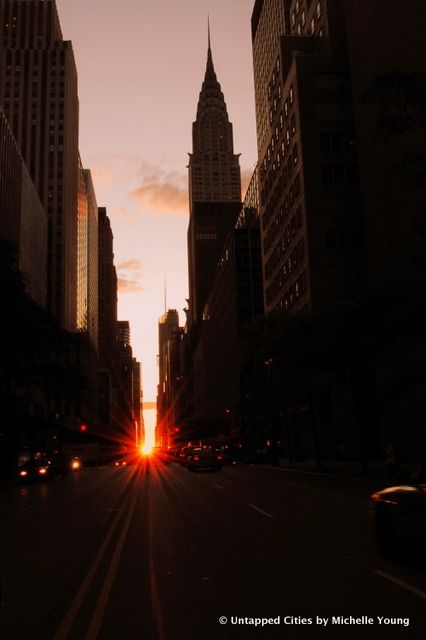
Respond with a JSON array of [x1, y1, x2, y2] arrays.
[[56, 0, 258, 407]]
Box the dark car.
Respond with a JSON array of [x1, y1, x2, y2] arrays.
[[371, 463, 426, 556], [18, 454, 69, 481], [185, 447, 223, 472]]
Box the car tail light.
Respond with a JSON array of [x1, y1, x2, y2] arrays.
[[217, 455, 223, 460], [20, 470, 28, 477], [38, 468, 47, 475], [193, 456, 200, 461]]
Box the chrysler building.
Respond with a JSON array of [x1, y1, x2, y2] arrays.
[[187, 28, 242, 326]]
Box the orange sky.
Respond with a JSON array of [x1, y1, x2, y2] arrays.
[[57, 0, 257, 402]]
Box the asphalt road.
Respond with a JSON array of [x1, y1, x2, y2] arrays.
[[0, 459, 425, 640]]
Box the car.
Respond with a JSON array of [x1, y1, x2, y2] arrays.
[[371, 463, 426, 556], [179, 446, 195, 466], [185, 447, 223, 472], [18, 454, 69, 481]]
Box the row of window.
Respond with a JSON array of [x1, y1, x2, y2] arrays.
[[319, 132, 356, 153], [261, 93, 296, 184], [264, 208, 304, 279], [321, 163, 359, 186], [291, 1, 322, 34], [266, 269, 307, 310], [261, 138, 298, 208], [262, 165, 301, 229]]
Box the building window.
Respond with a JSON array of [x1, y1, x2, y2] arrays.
[[289, 85, 294, 105], [310, 17, 315, 34], [316, 1, 322, 19]]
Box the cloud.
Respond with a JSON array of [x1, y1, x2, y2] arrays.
[[117, 259, 142, 271], [117, 278, 144, 293], [130, 164, 188, 215], [117, 258, 143, 293]]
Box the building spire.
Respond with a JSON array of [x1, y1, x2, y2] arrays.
[[207, 15, 213, 70]]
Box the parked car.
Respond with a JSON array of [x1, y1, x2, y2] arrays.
[[185, 447, 223, 472], [18, 454, 69, 481], [371, 462, 426, 556]]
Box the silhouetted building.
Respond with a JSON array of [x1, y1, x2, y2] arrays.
[[187, 31, 242, 328], [97, 207, 119, 434], [157, 309, 181, 446], [115, 320, 140, 443], [0, 0, 79, 330], [0, 107, 47, 306], [252, 0, 366, 315], [342, 0, 426, 289], [132, 358, 142, 448], [192, 171, 264, 432]]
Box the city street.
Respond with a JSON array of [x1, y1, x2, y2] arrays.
[[0, 460, 425, 640]]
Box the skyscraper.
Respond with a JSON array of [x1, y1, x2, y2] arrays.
[[187, 29, 242, 327], [0, 0, 79, 330], [251, 0, 366, 315]]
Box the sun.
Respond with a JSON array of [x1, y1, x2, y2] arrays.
[[141, 443, 153, 456]]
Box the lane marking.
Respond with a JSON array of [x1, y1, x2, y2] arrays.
[[248, 504, 275, 519], [374, 569, 426, 601], [213, 483, 224, 490], [85, 489, 139, 639], [53, 491, 132, 640]]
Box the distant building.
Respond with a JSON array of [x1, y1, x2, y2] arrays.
[[76, 159, 99, 351], [0, 0, 80, 330], [0, 107, 47, 307], [115, 320, 141, 445], [157, 309, 181, 446]]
